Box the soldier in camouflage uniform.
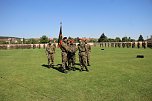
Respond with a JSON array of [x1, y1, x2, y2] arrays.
[[132, 42, 135, 48], [137, 41, 140, 48], [78, 39, 89, 72], [60, 37, 69, 73], [46, 41, 56, 68], [122, 42, 125, 48], [85, 40, 91, 66], [142, 41, 146, 49], [68, 40, 77, 71]]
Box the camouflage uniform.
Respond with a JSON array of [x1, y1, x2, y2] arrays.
[[122, 43, 125, 48], [78, 40, 88, 72], [132, 42, 135, 48], [137, 42, 140, 48], [142, 41, 146, 49], [68, 42, 77, 70], [85, 41, 91, 66], [60, 38, 69, 72], [46, 42, 56, 68]]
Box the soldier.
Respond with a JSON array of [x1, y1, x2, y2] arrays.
[[142, 41, 146, 49], [137, 41, 140, 48], [115, 43, 117, 48], [85, 40, 91, 66], [122, 42, 125, 48], [108, 42, 110, 47], [60, 37, 69, 73], [132, 42, 135, 48], [126, 42, 129, 48], [118, 42, 121, 48], [111, 43, 114, 47], [101, 43, 103, 47], [78, 39, 89, 72], [68, 40, 77, 71], [45, 41, 56, 68]]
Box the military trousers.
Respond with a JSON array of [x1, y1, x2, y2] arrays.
[[68, 53, 76, 67], [79, 52, 87, 68], [62, 52, 68, 69], [48, 53, 54, 65]]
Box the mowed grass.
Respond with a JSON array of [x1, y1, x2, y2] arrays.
[[0, 47, 152, 101]]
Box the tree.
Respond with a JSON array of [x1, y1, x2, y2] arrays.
[[128, 37, 131, 42], [26, 38, 39, 44], [130, 39, 135, 42], [40, 35, 49, 43], [115, 37, 121, 42], [138, 35, 144, 41], [122, 37, 128, 42], [107, 38, 115, 42], [98, 33, 107, 42]]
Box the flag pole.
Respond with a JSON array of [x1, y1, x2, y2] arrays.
[[58, 22, 63, 47]]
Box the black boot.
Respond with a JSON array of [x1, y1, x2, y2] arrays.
[[85, 67, 89, 72]]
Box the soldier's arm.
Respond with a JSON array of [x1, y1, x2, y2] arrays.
[[45, 46, 48, 55], [62, 43, 69, 52]]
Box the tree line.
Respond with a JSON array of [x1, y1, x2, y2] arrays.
[[98, 33, 144, 42]]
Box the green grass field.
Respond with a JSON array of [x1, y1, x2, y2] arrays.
[[0, 47, 152, 101]]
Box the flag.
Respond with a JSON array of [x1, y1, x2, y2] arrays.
[[58, 22, 63, 47]]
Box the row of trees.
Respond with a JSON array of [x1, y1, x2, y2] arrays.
[[24, 35, 98, 44], [98, 33, 144, 42]]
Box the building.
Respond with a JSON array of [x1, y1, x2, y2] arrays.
[[0, 36, 21, 44], [147, 36, 152, 48]]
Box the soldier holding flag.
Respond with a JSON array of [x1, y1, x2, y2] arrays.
[[58, 22, 69, 73]]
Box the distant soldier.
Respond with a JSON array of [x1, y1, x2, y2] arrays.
[[115, 43, 117, 48], [108, 42, 110, 47], [68, 40, 77, 71], [60, 37, 69, 73], [122, 42, 125, 48], [111, 43, 114, 47], [118, 42, 121, 48], [132, 42, 135, 48], [101, 43, 103, 47], [85, 40, 91, 66], [137, 42, 140, 48], [126, 42, 129, 48], [105, 43, 106, 47], [46, 41, 56, 68], [78, 39, 88, 72], [142, 41, 146, 49]]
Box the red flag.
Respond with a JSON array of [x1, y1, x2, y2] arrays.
[[58, 22, 63, 47]]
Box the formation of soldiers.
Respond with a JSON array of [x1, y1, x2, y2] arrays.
[[45, 37, 91, 73], [100, 41, 146, 49]]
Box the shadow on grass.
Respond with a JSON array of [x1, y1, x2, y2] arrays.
[[41, 63, 81, 73], [41, 64, 64, 73]]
